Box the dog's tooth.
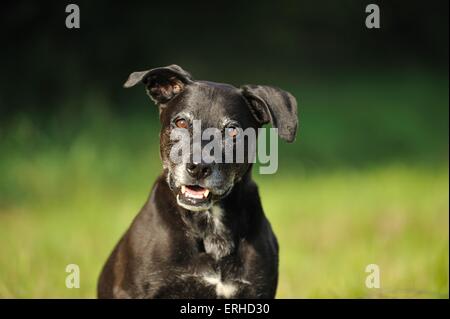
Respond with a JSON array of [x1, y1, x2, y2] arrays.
[[181, 185, 186, 194], [187, 192, 199, 199], [203, 190, 210, 198]]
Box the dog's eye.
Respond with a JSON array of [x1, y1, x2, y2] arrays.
[[226, 126, 239, 138], [175, 118, 189, 129]]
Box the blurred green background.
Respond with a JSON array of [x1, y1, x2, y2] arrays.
[[0, 1, 448, 298]]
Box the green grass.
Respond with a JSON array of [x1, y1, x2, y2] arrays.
[[259, 165, 449, 298], [0, 158, 447, 298], [0, 70, 448, 298]]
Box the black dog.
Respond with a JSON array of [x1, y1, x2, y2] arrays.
[[97, 65, 298, 298]]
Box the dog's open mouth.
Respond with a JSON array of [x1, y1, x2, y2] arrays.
[[177, 185, 212, 211], [181, 185, 210, 200]]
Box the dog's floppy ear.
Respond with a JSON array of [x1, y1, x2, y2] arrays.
[[241, 85, 298, 142], [124, 64, 193, 104]]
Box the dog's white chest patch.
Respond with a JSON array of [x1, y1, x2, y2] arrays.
[[202, 274, 237, 298]]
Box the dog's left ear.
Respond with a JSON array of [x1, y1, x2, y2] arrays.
[[123, 64, 193, 104], [241, 85, 298, 142]]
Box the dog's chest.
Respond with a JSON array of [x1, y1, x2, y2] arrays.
[[150, 206, 260, 298], [174, 266, 250, 299], [149, 250, 254, 299], [178, 209, 249, 298]]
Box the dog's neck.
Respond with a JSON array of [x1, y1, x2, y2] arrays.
[[179, 204, 233, 260], [175, 172, 253, 260]]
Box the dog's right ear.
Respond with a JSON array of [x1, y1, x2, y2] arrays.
[[123, 65, 193, 104]]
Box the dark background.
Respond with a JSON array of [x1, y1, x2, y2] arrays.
[[0, 0, 448, 169], [1, 1, 448, 115]]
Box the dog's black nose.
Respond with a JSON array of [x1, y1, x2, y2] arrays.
[[186, 163, 212, 179]]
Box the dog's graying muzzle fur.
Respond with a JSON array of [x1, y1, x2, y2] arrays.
[[98, 64, 298, 299]]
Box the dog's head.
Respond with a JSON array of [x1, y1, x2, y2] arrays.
[[124, 65, 298, 211]]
